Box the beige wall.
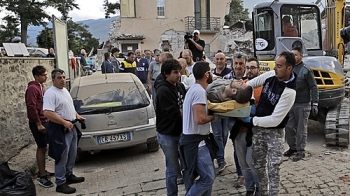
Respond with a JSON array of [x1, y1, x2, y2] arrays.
[[0, 57, 83, 163], [118, 0, 230, 54]]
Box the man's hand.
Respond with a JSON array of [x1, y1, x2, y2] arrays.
[[212, 114, 221, 122], [312, 105, 318, 116], [37, 124, 46, 133], [77, 114, 86, 122], [63, 121, 74, 131]]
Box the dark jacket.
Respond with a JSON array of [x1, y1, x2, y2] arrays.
[[293, 62, 318, 104], [178, 133, 218, 192], [256, 73, 297, 128], [78, 53, 87, 66], [101, 60, 114, 73], [25, 81, 47, 123], [154, 75, 186, 136], [47, 121, 82, 163], [135, 58, 149, 82]]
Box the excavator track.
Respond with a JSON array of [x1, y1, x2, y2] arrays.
[[325, 98, 350, 146]]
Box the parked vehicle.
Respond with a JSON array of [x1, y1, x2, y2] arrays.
[[70, 73, 159, 161]]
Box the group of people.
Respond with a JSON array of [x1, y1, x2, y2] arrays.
[[152, 46, 318, 196], [25, 39, 318, 195]]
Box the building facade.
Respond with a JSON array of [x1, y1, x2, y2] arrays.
[[112, 0, 231, 56]]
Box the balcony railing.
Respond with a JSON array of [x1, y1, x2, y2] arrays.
[[185, 16, 221, 33]]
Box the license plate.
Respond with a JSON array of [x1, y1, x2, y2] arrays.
[[97, 133, 131, 144]]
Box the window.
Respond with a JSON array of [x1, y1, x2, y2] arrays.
[[120, 0, 135, 17], [157, 0, 165, 17], [281, 5, 321, 50], [74, 82, 150, 114]]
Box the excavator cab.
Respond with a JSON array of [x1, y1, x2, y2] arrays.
[[253, 1, 349, 146], [253, 2, 322, 61]]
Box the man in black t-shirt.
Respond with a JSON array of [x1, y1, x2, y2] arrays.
[[185, 30, 205, 62]]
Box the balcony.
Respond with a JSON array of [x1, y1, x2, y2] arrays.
[[185, 16, 221, 33]]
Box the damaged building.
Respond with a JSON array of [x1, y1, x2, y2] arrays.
[[105, 0, 231, 57]]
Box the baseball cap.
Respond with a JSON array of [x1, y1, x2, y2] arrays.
[[193, 30, 200, 34]]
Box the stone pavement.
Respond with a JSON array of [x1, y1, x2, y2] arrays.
[[35, 121, 350, 196]]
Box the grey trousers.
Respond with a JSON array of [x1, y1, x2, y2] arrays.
[[285, 102, 311, 151], [252, 127, 284, 196]]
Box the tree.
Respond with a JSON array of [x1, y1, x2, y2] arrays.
[[224, 0, 250, 26], [0, 0, 78, 45], [0, 16, 20, 44], [36, 20, 99, 55], [103, 0, 120, 18], [36, 27, 54, 49]]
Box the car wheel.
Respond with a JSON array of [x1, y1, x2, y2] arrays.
[[147, 140, 159, 152]]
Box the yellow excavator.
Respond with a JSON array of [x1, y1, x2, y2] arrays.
[[252, 0, 350, 146]]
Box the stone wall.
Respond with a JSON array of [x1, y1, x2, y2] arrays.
[[0, 57, 83, 163]]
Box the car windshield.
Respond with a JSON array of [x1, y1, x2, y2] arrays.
[[73, 82, 149, 114]]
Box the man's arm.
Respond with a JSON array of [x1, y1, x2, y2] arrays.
[[147, 71, 152, 91], [189, 38, 204, 51], [193, 104, 214, 125], [247, 70, 275, 88], [307, 69, 319, 104], [252, 88, 296, 127], [44, 110, 74, 131]]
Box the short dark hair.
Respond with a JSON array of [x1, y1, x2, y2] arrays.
[[161, 59, 182, 76], [233, 52, 247, 61], [292, 46, 303, 54], [51, 69, 65, 79], [104, 52, 110, 60], [235, 86, 253, 104], [279, 51, 296, 68], [127, 51, 134, 56], [32, 65, 46, 77], [111, 48, 119, 54], [247, 57, 259, 68], [193, 62, 210, 80]]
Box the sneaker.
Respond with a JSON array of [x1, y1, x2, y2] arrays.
[[246, 191, 255, 196], [234, 176, 244, 188], [292, 151, 305, 162], [283, 149, 297, 157], [56, 183, 76, 194], [66, 174, 85, 184], [217, 161, 227, 173], [38, 176, 54, 188]]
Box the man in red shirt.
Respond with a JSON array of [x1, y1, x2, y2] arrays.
[[25, 65, 53, 188]]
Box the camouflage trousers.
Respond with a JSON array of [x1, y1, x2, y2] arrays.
[[252, 127, 284, 196]]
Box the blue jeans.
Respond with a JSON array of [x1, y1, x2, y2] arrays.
[[211, 118, 230, 164], [235, 131, 259, 192], [55, 128, 78, 186], [186, 145, 215, 196], [157, 133, 181, 196]]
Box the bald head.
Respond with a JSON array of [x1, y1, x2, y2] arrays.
[[214, 52, 226, 70]]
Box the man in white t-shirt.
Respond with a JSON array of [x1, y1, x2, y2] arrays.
[[43, 69, 86, 194], [179, 62, 219, 196]]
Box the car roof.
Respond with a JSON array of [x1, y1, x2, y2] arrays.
[[73, 73, 137, 87]]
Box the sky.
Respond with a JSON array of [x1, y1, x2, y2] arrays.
[[0, 0, 320, 23]]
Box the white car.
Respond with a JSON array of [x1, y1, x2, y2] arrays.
[[70, 73, 159, 161]]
